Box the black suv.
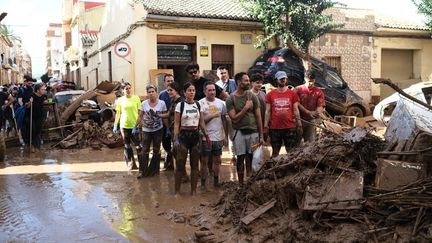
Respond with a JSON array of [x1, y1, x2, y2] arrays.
[[248, 47, 370, 117]]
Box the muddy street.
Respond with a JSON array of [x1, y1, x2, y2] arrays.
[[0, 146, 235, 242]]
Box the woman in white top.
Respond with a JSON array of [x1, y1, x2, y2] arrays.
[[135, 85, 168, 178], [173, 82, 210, 195]]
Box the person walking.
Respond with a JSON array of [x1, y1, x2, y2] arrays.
[[296, 72, 325, 142], [135, 85, 167, 178], [113, 82, 141, 170], [23, 83, 48, 153], [263, 71, 302, 158], [173, 82, 210, 195], [198, 81, 227, 189], [225, 72, 264, 187]]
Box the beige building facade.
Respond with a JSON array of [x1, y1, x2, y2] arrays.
[[83, 0, 264, 96], [63, 0, 105, 88]]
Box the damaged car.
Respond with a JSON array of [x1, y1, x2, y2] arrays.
[[373, 81, 432, 125]]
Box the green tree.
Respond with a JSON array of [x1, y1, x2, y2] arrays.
[[0, 24, 21, 43], [412, 0, 432, 30], [242, 0, 341, 66]]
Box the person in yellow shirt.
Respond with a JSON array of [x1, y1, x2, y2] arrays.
[[113, 82, 142, 170]]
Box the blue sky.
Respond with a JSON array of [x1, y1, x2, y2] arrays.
[[0, 0, 426, 80]]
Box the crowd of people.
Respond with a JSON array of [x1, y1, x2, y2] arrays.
[[113, 64, 325, 196], [0, 75, 49, 153]]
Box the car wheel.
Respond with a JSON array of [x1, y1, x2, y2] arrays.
[[345, 105, 364, 117]]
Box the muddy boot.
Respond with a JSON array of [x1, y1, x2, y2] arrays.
[[245, 153, 252, 177], [191, 170, 198, 195], [164, 151, 174, 171], [124, 147, 135, 170], [213, 176, 220, 188], [137, 154, 149, 179], [200, 178, 206, 192], [133, 147, 142, 171]]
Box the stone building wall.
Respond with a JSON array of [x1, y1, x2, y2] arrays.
[[309, 7, 377, 103]]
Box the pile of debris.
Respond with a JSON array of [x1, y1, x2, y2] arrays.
[[192, 128, 432, 242], [53, 120, 122, 149]]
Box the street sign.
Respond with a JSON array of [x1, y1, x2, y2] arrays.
[[114, 41, 131, 58]]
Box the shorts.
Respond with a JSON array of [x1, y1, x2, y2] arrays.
[[201, 140, 224, 156], [179, 130, 200, 149], [233, 130, 259, 156], [269, 128, 299, 149]]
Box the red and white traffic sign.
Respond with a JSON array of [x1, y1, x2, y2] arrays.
[[114, 41, 131, 58]]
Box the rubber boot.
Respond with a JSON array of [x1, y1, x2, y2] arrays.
[[245, 153, 253, 177], [175, 170, 182, 195], [137, 153, 149, 179], [124, 147, 135, 170], [191, 169, 198, 195], [165, 151, 174, 171], [213, 176, 220, 188], [200, 178, 206, 192], [133, 147, 142, 170]]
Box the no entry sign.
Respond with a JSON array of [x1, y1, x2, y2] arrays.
[[114, 41, 131, 58]]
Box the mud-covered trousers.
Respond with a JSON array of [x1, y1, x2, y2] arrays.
[[173, 130, 201, 194]]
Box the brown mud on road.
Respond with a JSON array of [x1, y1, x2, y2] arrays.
[[0, 146, 236, 242]]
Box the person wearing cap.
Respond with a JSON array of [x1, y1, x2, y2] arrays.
[[113, 82, 142, 171], [295, 71, 325, 142], [264, 71, 302, 158], [135, 84, 168, 178]]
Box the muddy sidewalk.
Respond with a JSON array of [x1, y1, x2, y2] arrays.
[[0, 146, 234, 242]]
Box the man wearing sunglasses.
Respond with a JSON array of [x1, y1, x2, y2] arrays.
[[185, 64, 227, 101]]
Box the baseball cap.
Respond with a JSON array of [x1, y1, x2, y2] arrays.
[[275, 71, 288, 80]]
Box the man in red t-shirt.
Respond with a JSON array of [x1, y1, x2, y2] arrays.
[[296, 72, 325, 142], [264, 71, 302, 157]]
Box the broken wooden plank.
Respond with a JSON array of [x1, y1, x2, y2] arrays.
[[301, 172, 364, 210], [375, 159, 426, 190], [241, 199, 276, 225]]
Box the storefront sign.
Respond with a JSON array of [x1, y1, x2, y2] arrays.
[[200, 46, 209, 57]]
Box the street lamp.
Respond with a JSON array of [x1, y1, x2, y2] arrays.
[[0, 12, 7, 23]]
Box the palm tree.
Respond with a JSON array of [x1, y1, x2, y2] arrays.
[[0, 24, 21, 43]]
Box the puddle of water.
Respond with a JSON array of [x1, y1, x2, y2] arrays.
[[0, 146, 238, 241]]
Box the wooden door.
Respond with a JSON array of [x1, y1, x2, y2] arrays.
[[212, 45, 234, 78]]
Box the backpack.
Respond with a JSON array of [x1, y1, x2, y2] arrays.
[[179, 101, 201, 127]]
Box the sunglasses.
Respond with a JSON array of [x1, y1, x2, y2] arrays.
[[188, 70, 198, 75]]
